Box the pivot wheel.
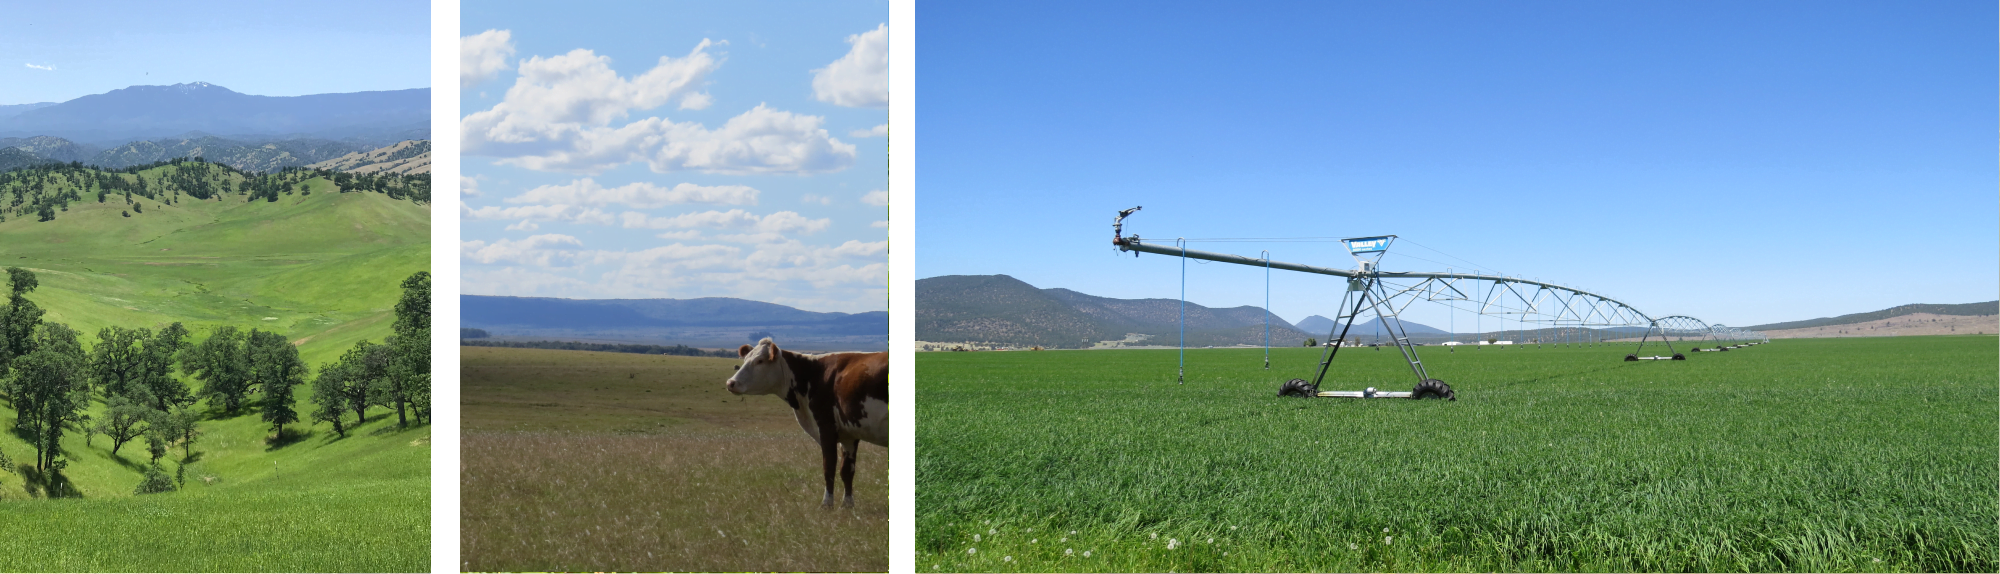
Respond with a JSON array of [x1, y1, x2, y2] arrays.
[[1277, 378, 1317, 398], [1411, 379, 1455, 401], [1624, 353, 1639, 361]]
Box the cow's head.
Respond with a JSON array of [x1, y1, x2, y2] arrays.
[[725, 337, 789, 395]]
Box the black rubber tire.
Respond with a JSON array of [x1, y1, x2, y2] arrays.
[[1624, 354, 1639, 361], [1411, 379, 1455, 401], [1278, 378, 1317, 398], [1671, 353, 1686, 360], [1719, 347, 1730, 351]]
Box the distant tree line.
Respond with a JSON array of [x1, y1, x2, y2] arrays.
[[460, 338, 735, 358], [461, 328, 489, 339], [0, 268, 431, 496], [0, 157, 429, 223]]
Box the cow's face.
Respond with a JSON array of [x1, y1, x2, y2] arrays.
[[725, 338, 789, 396]]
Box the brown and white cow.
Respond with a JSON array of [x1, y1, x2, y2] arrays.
[[725, 337, 888, 507]]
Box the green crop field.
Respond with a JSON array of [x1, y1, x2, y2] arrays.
[[0, 163, 429, 572], [461, 346, 888, 572], [917, 336, 1998, 572]]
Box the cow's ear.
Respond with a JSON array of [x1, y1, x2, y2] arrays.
[[738, 344, 752, 358]]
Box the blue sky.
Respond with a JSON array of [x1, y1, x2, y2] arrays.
[[460, 0, 888, 313], [917, 1, 1997, 329], [0, 1, 428, 104]]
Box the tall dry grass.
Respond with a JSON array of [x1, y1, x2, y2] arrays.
[[462, 430, 887, 572]]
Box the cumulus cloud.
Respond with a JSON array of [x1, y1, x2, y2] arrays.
[[620, 209, 831, 235], [461, 267, 596, 297], [812, 24, 887, 108], [861, 190, 888, 206], [505, 178, 759, 208], [849, 124, 888, 138], [871, 220, 887, 228], [24, 63, 55, 71], [462, 40, 859, 175], [460, 177, 483, 197], [505, 220, 539, 231], [461, 234, 585, 266], [462, 203, 617, 226], [461, 29, 517, 88]]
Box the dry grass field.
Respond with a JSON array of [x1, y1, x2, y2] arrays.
[[460, 346, 887, 572]]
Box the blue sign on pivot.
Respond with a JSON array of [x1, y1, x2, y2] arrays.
[[1346, 236, 1392, 254]]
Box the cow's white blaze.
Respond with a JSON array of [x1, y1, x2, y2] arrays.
[[725, 338, 789, 396]]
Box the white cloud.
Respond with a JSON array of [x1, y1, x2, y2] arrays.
[[506, 178, 759, 208], [459, 40, 858, 175], [461, 29, 517, 88], [871, 220, 888, 228], [24, 63, 55, 71], [679, 92, 712, 111], [654, 230, 705, 240], [461, 267, 596, 297], [462, 203, 617, 226], [461, 234, 585, 266], [621, 209, 831, 235], [861, 190, 888, 206], [505, 220, 539, 231], [460, 177, 482, 197], [801, 193, 834, 205], [849, 124, 888, 138], [812, 23, 887, 108]]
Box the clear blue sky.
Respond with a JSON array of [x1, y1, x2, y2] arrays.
[[917, 1, 1997, 329], [0, 1, 428, 104], [461, 0, 889, 313]]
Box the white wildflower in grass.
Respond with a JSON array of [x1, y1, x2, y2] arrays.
[[1060, 537, 1068, 543], [1385, 536, 1394, 545], [1149, 532, 1158, 540], [1383, 527, 1390, 533], [984, 519, 991, 524], [968, 547, 977, 555], [1065, 549, 1074, 556], [1874, 558, 1883, 563], [932, 565, 939, 570], [989, 528, 997, 535], [1230, 525, 1237, 530], [1083, 550, 1092, 558], [1349, 543, 1358, 550], [1031, 539, 1037, 543], [1070, 530, 1078, 535], [1027, 528, 1034, 532], [1167, 538, 1179, 550], [973, 534, 981, 542], [1207, 538, 1214, 544], [1003, 556, 1013, 563]]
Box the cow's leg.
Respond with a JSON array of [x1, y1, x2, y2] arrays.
[[840, 438, 859, 508], [820, 438, 839, 506]]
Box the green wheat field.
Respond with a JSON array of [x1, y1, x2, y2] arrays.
[[916, 335, 1998, 572]]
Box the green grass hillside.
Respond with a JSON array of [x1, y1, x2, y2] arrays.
[[0, 162, 428, 572]]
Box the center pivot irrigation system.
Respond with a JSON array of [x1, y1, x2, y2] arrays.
[[1110, 207, 1768, 400]]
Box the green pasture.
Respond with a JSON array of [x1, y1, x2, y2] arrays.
[[462, 346, 888, 572], [0, 164, 429, 572], [916, 336, 1999, 572]]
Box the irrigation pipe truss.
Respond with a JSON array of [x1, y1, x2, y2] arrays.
[[1109, 208, 1767, 385]]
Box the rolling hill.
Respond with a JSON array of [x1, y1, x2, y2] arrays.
[[309, 140, 431, 174], [1745, 301, 1998, 332], [0, 160, 428, 570]]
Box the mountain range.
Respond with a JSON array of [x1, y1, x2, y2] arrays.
[[0, 82, 428, 146], [0, 82, 427, 174], [916, 274, 1318, 348], [461, 295, 889, 351]]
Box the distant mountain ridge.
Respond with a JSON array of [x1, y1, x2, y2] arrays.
[[89, 136, 370, 172], [461, 295, 888, 351], [917, 274, 1315, 349], [1745, 301, 1998, 331], [0, 82, 428, 145]]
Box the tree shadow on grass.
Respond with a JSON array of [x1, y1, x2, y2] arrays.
[[17, 467, 82, 499], [264, 427, 313, 451], [368, 419, 430, 437]]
